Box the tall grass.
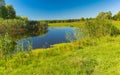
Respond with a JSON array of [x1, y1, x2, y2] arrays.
[[0, 33, 16, 57], [0, 33, 32, 58]]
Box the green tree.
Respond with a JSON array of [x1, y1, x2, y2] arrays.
[[96, 11, 112, 19], [6, 5, 16, 19], [105, 11, 112, 19], [96, 12, 105, 19], [0, 5, 16, 19], [0, 6, 8, 19], [113, 11, 120, 20]]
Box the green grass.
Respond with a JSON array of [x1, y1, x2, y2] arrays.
[[48, 21, 85, 27], [49, 20, 120, 28], [0, 35, 120, 75]]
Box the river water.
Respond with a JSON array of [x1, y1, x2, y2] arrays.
[[17, 27, 79, 49]]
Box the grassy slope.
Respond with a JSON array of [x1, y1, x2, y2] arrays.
[[0, 20, 120, 75], [0, 36, 120, 75]]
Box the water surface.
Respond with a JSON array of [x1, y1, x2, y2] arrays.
[[18, 27, 77, 49]]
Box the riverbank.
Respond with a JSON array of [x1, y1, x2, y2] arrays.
[[0, 35, 120, 75], [49, 20, 120, 28], [32, 35, 120, 75]]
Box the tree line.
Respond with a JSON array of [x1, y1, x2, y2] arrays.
[[96, 11, 120, 20], [42, 11, 120, 23]]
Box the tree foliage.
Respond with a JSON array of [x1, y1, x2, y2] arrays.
[[81, 19, 120, 38], [113, 11, 120, 21], [6, 5, 16, 19], [96, 11, 112, 19], [0, 6, 8, 18], [0, 5, 16, 19], [0, 33, 16, 57]]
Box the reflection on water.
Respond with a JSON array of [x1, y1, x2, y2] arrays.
[[17, 27, 78, 49]]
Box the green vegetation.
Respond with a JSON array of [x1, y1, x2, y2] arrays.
[[80, 19, 120, 38], [96, 11, 112, 19], [112, 20, 120, 29], [0, 35, 120, 75], [49, 21, 85, 27], [0, 19, 120, 74], [113, 11, 120, 21], [0, 19, 48, 38], [0, 5, 16, 19], [0, 19, 26, 35], [0, 0, 120, 74], [0, 33, 15, 57]]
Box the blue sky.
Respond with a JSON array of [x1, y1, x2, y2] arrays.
[[5, 0, 120, 20]]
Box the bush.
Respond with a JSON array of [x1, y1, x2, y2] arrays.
[[81, 19, 120, 38], [0, 33, 16, 57], [0, 19, 48, 38], [26, 21, 48, 36], [0, 33, 33, 58], [0, 19, 27, 35]]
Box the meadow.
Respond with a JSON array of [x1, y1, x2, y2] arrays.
[[49, 20, 120, 28], [48, 21, 85, 27]]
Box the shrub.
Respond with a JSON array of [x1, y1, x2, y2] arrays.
[[0, 33, 16, 57], [26, 21, 48, 36], [0, 33, 33, 58], [81, 19, 120, 38], [0, 19, 48, 38], [0, 19, 27, 35]]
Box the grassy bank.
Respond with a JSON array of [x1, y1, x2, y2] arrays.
[[49, 20, 120, 28], [0, 35, 120, 75]]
